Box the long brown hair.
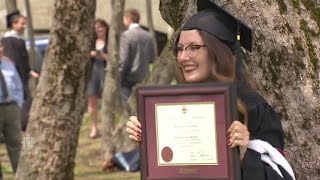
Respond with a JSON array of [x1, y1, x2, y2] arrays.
[[91, 18, 109, 51], [94, 19, 109, 40], [174, 30, 248, 125]]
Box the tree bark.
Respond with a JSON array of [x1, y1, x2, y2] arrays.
[[5, 0, 17, 13], [159, 0, 320, 179], [15, 0, 96, 179], [24, 0, 38, 98], [24, 0, 36, 73], [159, 0, 197, 30], [146, 0, 158, 56], [238, 1, 320, 179], [101, 0, 130, 168]]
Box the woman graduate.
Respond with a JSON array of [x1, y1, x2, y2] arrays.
[[126, 1, 295, 180]]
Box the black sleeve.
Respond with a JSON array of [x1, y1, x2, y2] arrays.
[[19, 39, 31, 76], [1, 37, 16, 61], [2, 37, 30, 99], [1, 37, 30, 81], [242, 103, 293, 180], [247, 103, 284, 150]]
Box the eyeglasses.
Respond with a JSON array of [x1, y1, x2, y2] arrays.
[[171, 44, 207, 58]]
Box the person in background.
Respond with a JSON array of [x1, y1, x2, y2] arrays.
[[119, 8, 155, 102], [2, 10, 39, 95], [86, 19, 109, 138], [2, 10, 39, 131], [0, 40, 23, 174], [126, 2, 295, 180]]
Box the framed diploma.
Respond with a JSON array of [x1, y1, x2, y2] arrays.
[[137, 83, 240, 180]]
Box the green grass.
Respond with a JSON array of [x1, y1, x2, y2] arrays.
[[0, 113, 140, 179]]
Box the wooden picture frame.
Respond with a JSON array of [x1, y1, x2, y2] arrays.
[[136, 82, 240, 180]]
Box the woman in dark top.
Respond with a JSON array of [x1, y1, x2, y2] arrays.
[[87, 18, 109, 138], [126, 2, 295, 180]]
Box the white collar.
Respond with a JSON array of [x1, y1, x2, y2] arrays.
[[128, 23, 140, 30], [4, 30, 23, 39]]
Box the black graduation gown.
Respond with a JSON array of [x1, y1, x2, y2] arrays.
[[1, 36, 30, 99], [238, 85, 293, 180]]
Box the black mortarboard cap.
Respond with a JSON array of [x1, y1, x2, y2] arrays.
[[182, 0, 252, 52], [182, 0, 252, 81], [6, 10, 21, 28]]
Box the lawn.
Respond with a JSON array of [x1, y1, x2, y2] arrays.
[[0, 113, 140, 180]]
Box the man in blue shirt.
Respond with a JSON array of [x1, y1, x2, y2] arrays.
[[0, 40, 22, 174]]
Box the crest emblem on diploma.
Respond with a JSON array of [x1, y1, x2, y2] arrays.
[[182, 106, 187, 114]]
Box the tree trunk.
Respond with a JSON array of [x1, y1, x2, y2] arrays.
[[159, 0, 320, 179], [24, 0, 36, 73], [5, 0, 17, 13], [159, 0, 197, 30], [101, 0, 179, 166], [146, 0, 158, 56], [24, 0, 38, 99], [237, 1, 320, 179], [102, 33, 177, 166], [15, 0, 96, 179], [101, 0, 130, 168]]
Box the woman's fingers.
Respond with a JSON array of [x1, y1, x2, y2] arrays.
[[228, 132, 249, 147], [128, 134, 141, 142], [126, 125, 141, 141], [127, 116, 141, 133], [127, 116, 142, 142], [127, 123, 141, 141], [129, 116, 141, 129], [228, 121, 246, 134], [126, 120, 137, 132], [126, 127, 139, 137], [227, 121, 249, 148]]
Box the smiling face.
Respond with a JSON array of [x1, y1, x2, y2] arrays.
[[176, 30, 212, 83]]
